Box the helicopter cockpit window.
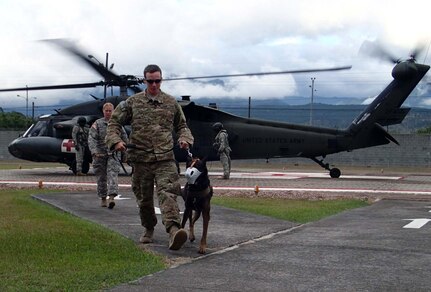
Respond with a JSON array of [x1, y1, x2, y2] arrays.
[[26, 121, 48, 137]]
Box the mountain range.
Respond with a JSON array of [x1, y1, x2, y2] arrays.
[[3, 97, 431, 133]]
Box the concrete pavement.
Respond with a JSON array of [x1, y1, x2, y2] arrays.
[[33, 191, 431, 291], [3, 165, 431, 290]]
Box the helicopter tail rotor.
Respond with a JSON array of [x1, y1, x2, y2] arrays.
[[359, 40, 426, 64]]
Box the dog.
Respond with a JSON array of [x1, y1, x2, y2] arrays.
[[181, 156, 213, 254]]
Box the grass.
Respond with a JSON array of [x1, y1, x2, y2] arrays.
[[0, 189, 166, 291], [0, 188, 369, 291], [212, 196, 369, 224]]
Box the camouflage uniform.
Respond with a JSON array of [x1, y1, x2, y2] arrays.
[[71, 123, 89, 174], [106, 90, 194, 232], [88, 117, 128, 198], [214, 129, 232, 179]]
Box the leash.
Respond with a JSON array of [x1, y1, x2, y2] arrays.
[[111, 151, 129, 175], [187, 148, 193, 158]]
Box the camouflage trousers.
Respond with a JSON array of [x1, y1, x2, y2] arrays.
[[131, 159, 182, 233], [220, 151, 231, 179], [75, 146, 85, 173], [92, 154, 121, 198]]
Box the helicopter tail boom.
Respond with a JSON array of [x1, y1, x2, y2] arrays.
[[345, 61, 429, 150]]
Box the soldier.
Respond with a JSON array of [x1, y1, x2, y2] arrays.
[[212, 122, 231, 179], [71, 116, 89, 176], [106, 64, 194, 251], [88, 103, 128, 209]]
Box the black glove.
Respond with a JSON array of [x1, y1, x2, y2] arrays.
[[75, 145, 80, 151]]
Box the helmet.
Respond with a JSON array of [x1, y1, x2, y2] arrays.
[[212, 122, 223, 132], [77, 117, 86, 126]]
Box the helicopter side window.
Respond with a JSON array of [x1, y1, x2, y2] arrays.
[[27, 121, 48, 137]]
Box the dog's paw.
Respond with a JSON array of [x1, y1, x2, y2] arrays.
[[198, 245, 207, 254]]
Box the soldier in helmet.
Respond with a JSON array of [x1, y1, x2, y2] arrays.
[[88, 102, 128, 209], [212, 122, 231, 179], [106, 64, 194, 251], [71, 116, 89, 176]]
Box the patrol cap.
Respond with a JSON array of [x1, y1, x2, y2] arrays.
[[212, 122, 223, 131], [77, 117, 86, 125]]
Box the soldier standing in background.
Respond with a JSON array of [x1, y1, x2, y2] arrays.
[[212, 122, 231, 179], [72, 116, 89, 176], [88, 103, 128, 209], [106, 64, 194, 251]]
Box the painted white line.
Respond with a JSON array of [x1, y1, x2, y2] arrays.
[[1, 180, 429, 196], [0, 181, 130, 188], [403, 219, 431, 229], [206, 172, 402, 180], [212, 186, 431, 195]]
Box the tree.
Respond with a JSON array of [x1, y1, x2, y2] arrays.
[[417, 127, 431, 134], [0, 111, 31, 129]]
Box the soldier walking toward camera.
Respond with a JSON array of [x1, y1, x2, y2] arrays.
[[106, 64, 194, 251], [88, 103, 128, 209], [72, 116, 89, 176], [213, 122, 231, 179]]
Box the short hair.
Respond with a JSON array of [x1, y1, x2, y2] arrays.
[[144, 64, 162, 78], [103, 102, 114, 110]]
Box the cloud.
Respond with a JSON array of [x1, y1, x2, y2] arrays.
[[0, 0, 429, 110]]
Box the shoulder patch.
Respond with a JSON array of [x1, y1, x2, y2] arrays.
[[118, 100, 129, 112]]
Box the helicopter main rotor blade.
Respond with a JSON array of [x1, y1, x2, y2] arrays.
[[41, 39, 121, 83], [0, 81, 105, 92], [163, 66, 352, 81], [359, 40, 400, 64]]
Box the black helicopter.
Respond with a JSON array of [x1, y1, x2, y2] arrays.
[[1, 40, 429, 177]]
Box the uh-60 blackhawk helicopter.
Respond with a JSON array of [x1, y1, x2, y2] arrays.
[[1, 39, 429, 177]]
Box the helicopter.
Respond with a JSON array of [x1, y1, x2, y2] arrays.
[[1, 39, 429, 178]]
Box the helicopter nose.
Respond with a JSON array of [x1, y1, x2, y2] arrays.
[[8, 138, 25, 159]]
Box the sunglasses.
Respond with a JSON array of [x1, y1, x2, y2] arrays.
[[145, 79, 162, 84]]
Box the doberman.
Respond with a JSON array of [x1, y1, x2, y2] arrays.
[[181, 157, 213, 254]]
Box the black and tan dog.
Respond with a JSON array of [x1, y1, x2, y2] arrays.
[[181, 157, 213, 254]]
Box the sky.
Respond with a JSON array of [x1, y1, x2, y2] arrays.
[[0, 0, 430, 113]]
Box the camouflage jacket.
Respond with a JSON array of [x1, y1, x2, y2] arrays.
[[214, 129, 231, 154], [89, 117, 128, 156], [71, 125, 89, 147], [105, 90, 194, 162]]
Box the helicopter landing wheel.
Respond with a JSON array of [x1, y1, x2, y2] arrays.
[[329, 168, 341, 178]]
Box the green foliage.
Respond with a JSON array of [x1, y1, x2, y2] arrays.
[[0, 189, 166, 291], [0, 111, 32, 129], [212, 197, 369, 224], [417, 126, 431, 134]]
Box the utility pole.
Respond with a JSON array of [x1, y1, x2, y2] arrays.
[[88, 53, 114, 100], [248, 96, 251, 118], [17, 87, 33, 118], [104, 53, 108, 100], [309, 77, 316, 126]]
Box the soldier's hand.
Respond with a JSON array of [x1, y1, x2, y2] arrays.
[[114, 141, 127, 152], [75, 145, 80, 151], [179, 140, 189, 150]]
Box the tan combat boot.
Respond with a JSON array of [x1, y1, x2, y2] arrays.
[[139, 228, 154, 244], [101, 197, 108, 207], [168, 225, 187, 250], [108, 195, 115, 209]]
